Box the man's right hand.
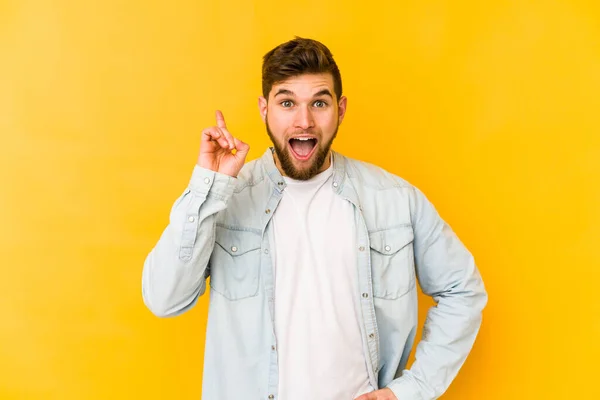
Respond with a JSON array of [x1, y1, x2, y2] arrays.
[[197, 110, 250, 177]]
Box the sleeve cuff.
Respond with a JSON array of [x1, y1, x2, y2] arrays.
[[386, 374, 425, 400], [188, 165, 236, 200]]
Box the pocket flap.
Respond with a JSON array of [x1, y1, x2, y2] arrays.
[[214, 226, 262, 256], [369, 226, 414, 254]]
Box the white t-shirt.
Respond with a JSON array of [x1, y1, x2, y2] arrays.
[[270, 160, 374, 399]]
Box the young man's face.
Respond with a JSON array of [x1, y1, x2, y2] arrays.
[[259, 73, 347, 180]]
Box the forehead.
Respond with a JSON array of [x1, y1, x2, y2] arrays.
[[270, 73, 334, 98]]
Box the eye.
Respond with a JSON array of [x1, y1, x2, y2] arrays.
[[313, 100, 327, 108], [281, 100, 294, 108]]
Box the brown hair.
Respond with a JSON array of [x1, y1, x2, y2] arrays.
[[261, 37, 342, 101]]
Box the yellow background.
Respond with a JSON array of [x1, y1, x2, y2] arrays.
[[1, 0, 599, 399]]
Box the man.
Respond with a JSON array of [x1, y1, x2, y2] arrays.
[[142, 37, 487, 400]]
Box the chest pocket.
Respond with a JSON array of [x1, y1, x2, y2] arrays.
[[209, 226, 262, 300], [369, 225, 415, 300]]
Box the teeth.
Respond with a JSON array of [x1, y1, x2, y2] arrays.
[[295, 138, 311, 141]]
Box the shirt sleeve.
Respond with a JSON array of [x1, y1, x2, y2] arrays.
[[386, 186, 488, 399], [141, 165, 236, 317]]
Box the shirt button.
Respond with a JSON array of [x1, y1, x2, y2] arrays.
[[369, 333, 375, 339], [384, 245, 391, 252], [271, 345, 276, 350], [268, 395, 274, 399], [231, 246, 238, 252], [265, 209, 271, 214], [204, 177, 211, 184], [278, 181, 284, 186], [264, 249, 269, 254], [333, 182, 339, 188], [362, 293, 369, 298], [359, 246, 365, 251], [188, 216, 195, 222]]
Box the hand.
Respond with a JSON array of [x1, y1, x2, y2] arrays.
[[197, 110, 250, 177], [354, 388, 398, 400]]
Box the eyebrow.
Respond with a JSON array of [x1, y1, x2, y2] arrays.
[[274, 89, 295, 98], [273, 88, 334, 98], [314, 89, 333, 98]]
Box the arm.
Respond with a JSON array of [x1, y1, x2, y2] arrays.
[[142, 110, 250, 317], [141, 166, 236, 317], [386, 186, 488, 399]]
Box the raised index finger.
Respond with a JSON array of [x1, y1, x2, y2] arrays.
[[215, 110, 227, 129]]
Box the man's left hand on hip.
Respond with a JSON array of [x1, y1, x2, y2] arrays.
[[354, 388, 398, 400]]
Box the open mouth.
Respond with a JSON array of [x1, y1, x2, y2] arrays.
[[288, 137, 318, 161]]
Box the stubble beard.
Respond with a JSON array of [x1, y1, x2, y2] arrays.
[[266, 120, 338, 181]]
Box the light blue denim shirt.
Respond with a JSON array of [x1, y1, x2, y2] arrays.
[[142, 148, 487, 400]]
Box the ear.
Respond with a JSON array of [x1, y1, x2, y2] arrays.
[[337, 96, 347, 125], [258, 96, 268, 123]]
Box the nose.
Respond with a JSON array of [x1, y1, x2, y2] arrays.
[[294, 105, 315, 130]]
